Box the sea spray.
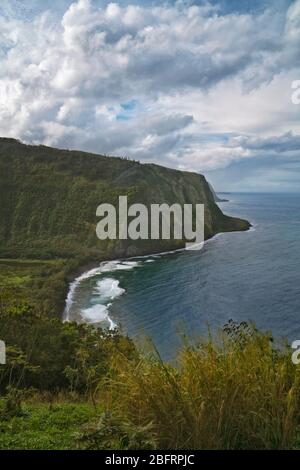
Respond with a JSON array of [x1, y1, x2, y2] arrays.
[[64, 243, 209, 328], [64, 260, 141, 329]]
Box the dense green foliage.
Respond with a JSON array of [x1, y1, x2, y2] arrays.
[[0, 138, 248, 260], [101, 321, 300, 450], [0, 401, 104, 450], [0, 258, 71, 314], [1, 307, 300, 450], [1, 138, 268, 451], [0, 138, 249, 312], [0, 301, 135, 395]]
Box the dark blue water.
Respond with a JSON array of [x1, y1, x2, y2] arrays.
[[68, 193, 300, 360]]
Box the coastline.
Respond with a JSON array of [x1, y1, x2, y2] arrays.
[[63, 223, 252, 329]]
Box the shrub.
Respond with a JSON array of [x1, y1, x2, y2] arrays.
[[104, 322, 300, 449]]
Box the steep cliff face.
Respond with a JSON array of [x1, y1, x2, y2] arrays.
[[0, 138, 250, 261], [208, 182, 228, 203]]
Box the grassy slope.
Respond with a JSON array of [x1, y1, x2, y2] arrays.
[[1, 323, 300, 450], [0, 137, 250, 313], [0, 400, 102, 450]]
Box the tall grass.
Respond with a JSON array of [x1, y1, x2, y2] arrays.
[[101, 322, 300, 449]]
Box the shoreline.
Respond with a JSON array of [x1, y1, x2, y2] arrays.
[[63, 224, 253, 328]]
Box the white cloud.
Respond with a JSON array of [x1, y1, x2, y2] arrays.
[[0, 0, 299, 181]]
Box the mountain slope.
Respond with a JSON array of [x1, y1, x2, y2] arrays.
[[0, 137, 249, 259], [0, 138, 250, 311]]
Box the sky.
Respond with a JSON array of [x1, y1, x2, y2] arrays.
[[0, 0, 299, 192]]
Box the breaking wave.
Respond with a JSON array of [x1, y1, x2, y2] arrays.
[[64, 260, 141, 329]]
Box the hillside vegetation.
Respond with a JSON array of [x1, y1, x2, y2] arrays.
[[0, 137, 249, 312], [0, 304, 299, 450], [1, 138, 298, 451]]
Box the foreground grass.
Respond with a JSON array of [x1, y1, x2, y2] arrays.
[[103, 322, 300, 450], [0, 400, 103, 450], [1, 317, 300, 450]]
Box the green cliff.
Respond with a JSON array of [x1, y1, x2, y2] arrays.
[[0, 137, 250, 312]]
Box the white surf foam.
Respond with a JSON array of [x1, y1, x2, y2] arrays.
[[64, 260, 141, 323], [83, 278, 126, 329], [65, 229, 250, 327], [81, 304, 117, 330], [95, 278, 125, 300]]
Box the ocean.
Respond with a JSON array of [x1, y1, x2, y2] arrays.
[[65, 193, 300, 360]]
